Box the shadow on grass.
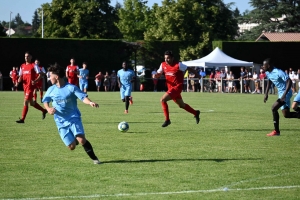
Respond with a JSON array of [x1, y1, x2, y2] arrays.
[[102, 157, 262, 164]]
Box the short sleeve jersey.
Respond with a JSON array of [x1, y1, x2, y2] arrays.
[[117, 69, 135, 87], [19, 63, 40, 90], [266, 67, 290, 93], [66, 65, 79, 80], [157, 62, 187, 87], [79, 68, 89, 83], [42, 83, 87, 128], [10, 70, 18, 80], [35, 65, 46, 84]]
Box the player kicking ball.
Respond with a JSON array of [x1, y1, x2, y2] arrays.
[[43, 63, 101, 164], [154, 50, 201, 127]]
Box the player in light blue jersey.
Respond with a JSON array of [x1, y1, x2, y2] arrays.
[[78, 62, 89, 93], [117, 62, 135, 114], [263, 58, 299, 136], [43, 63, 101, 164]]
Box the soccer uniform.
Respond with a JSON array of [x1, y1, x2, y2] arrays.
[[66, 65, 79, 85], [42, 83, 87, 146], [35, 65, 46, 89], [95, 73, 102, 87], [266, 67, 292, 110], [78, 68, 89, 91], [10, 70, 18, 85], [19, 63, 41, 100], [117, 69, 135, 99], [157, 61, 187, 100]]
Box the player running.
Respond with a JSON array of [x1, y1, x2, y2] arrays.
[[10, 66, 18, 91], [66, 58, 79, 86], [154, 50, 201, 127], [15, 52, 47, 123], [78, 62, 89, 93], [33, 59, 46, 103], [43, 63, 101, 164], [263, 58, 299, 136], [117, 62, 135, 114]]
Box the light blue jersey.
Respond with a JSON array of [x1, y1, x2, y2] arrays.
[[79, 68, 89, 83], [117, 69, 135, 99], [42, 83, 87, 128], [266, 67, 292, 109]]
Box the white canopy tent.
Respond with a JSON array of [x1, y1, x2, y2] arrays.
[[182, 47, 253, 67]]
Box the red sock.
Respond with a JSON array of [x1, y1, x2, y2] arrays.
[[34, 93, 37, 101], [184, 103, 196, 115], [21, 105, 29, 120], [33, 102, 46, 112], [40, 91, 43, 99], [161, 101, 170, 121]]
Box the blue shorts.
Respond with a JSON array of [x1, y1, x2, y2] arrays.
[[120, 84, 132, 99], [95, 80, 101, 87], [278, 90, 292, 110], [293, 92, 300, 103], [79, 82, 88, 90], [58, 119, 85, 146]]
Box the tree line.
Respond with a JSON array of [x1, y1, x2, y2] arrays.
[[1, 0, 300, 60]]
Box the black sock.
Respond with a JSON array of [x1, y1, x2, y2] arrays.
[[125, 96, 130, 110], [82, 140, 98, 160], [289, 112, 298, 118], [272, 110, 280, 132]]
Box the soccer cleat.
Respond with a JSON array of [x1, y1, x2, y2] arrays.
[[194, 110, 200, 124], [124, 110, 128, 114], [129, 97, 133, 105], [93, 159, 101, 164], [267, 130, 280, 136], [42, 110, 47, 119], [16, 118, 24, 123], [162, 120, 171, 127]]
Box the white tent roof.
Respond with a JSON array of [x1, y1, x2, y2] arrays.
[[182, 47, 253, 67]]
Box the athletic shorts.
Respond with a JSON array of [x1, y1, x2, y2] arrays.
[[95, 80, 101, 87], [278, 90, 292, 110], [293, 92, 300, 103], [79, 82, 88, 90], [120, 84, 132, 99], [58, 119, 85, 146], [23, 87, 34, 100], [167, 86, 182, 100]]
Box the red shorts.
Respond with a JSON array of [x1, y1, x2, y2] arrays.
[[35, 81, 43, 89], [12, 79, 18, 85], [167, 86, 182, 100], [23, 87, 34, 100]]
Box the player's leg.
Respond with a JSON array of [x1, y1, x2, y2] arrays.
[[33, 88, 37, 102], [174, 97, 200, 124], [84, 83, 88, 94], [281, 92, 299, 118], [120, 86, 127, 113], [124, 85, 132, 111], [160, 92, 172, 127], [39, 86, 44, 103], [28, 90, 47, 119], [267, 100, 284, 136], [16, 94, 30, 123]]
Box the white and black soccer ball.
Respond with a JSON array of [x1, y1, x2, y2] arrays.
[[118, 121, 129, 132]]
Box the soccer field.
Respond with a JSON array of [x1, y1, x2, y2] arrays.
[[0, 91, 300, 200]]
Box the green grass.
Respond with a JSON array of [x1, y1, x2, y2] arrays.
[[1, 91, 300, 200]]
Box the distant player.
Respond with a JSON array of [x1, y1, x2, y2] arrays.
[[10, 66, 18, 91], [117, 62, 135, 114], [15, 51, 47, 123], [154, 50, 201, 127], [263, 58, 299, 136], [43, 63, 101, 164], [66, 58, 79, 86], [33, 59, 46, 103], [78, 62, 89, 93]]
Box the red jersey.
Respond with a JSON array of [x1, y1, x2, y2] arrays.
[[10, 70, 18, 80], [66, 65, 79, 85], [19, 63, 40, 90], [95, 74, 103, 81], [35, 65, 46, 87], [259, 72, 266, 80], [158, 61, 187, 88]]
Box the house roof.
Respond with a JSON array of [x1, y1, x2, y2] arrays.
[[256, 32, 300, 42]]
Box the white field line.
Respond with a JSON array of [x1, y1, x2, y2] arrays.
[[1, 185, 300, 200]]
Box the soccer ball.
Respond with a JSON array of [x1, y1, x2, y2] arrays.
[[118, 121, 129, 132]]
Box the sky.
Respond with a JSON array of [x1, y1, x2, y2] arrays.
[[0, 0, 253, 24]]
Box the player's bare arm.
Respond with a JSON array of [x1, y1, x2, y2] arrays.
[[44, 102, 56, 115], [118, 77, 121, 88], [264, 80, 271, 103], [154, 72, 162, 79], [83, 97, 99, 108]]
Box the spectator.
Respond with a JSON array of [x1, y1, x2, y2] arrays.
[[103, 71, 110, 92], [189, 69, 199, 92], [227, 70, 234, 93], [289, 69, 297, 95], [239, 67, 246, 93], [214, 68, 221, 92], [110, 70, 117, 91], [199, 68, 206, 91], [220, 69, 226, 92], [244, 68, 252, 93], [259, 68, 267, 94], [209, 71, 215, 93], [252, 71, 260, 94], [95, 72, 103, 92]]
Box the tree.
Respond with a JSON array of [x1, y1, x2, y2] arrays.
[[13, 13, 24, 27], [143, 0, 238, 60], [0, 23, 7, 37], [238, 0, 300, 41], [32, 10, 40, 34], [39, 0, 121, 39], [115, 0, 150, 41]]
